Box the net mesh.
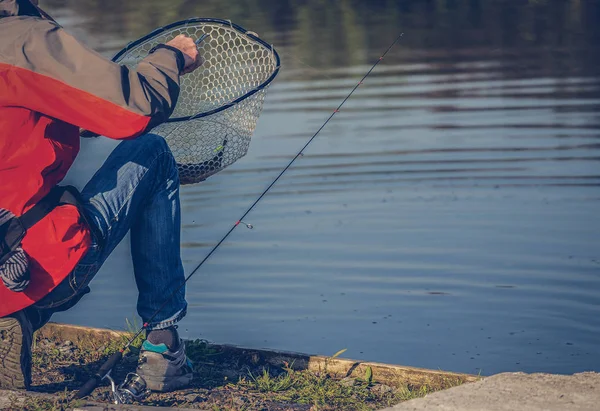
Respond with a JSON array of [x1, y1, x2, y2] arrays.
[[113, 20, 279, 184]]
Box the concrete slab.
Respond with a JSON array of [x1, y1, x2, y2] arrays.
[[379, 372, 600, 411]]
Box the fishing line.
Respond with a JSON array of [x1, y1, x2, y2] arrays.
[[74, 32, 404, 401]]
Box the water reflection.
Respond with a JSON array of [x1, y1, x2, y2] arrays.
[[44, 0, 600, 71], [43, 0, 600, 375]]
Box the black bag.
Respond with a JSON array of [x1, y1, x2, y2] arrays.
[[0, 209, 26, 266], [0, 209, 29, 291], [0, 186, 99, 292]]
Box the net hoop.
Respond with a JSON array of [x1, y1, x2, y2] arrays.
[[111, 18, 281, 123], [111, 18, 280, 184]]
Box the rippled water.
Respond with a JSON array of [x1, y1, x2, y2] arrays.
[[44, 0, 600, 375]]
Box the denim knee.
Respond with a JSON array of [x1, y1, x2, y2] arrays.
[[141, 133, 179, 182], [139, 133, 171, 157]]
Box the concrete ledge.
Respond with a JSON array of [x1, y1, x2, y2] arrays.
[[379, 372, 600, 411]]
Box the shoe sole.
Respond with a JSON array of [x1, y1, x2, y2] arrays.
[[141, 372, 193, 392], [0, 317, 29, 389]]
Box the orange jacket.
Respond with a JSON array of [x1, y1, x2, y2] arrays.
[[0, 0, 183, 316]]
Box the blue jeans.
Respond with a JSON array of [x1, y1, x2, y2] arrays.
[[32, 134, 187, 330]]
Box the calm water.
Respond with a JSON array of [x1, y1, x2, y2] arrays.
[[44, 0, 600, 376]]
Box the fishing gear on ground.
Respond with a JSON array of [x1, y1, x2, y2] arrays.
[[74, 350, 151, 404]]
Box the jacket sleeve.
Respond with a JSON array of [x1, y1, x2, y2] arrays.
[[9, 19, 183, 139]]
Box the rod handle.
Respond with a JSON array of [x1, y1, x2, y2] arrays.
[[74, 351, 123, 399], [74, 375, 100, 399]]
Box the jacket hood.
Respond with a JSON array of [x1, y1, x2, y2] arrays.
[[0, 0, 43, 18]]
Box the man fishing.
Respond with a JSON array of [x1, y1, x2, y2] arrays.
[[0, 0, 202, 391]]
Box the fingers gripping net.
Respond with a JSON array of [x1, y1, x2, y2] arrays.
[[113, 19, 280, 184]]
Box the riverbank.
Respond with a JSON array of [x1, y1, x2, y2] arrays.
[[0, 323, 476, 410]]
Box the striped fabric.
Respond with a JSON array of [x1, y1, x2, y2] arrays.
[[0, 208, 12, 226], [0, 209, 30, 292]]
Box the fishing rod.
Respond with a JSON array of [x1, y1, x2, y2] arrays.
[[74, 32, 404, 403]]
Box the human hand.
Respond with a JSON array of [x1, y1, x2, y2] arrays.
[[166, 34, 205, 74]]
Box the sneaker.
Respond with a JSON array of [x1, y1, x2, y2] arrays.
[[0, 310, 33, 389], [135, 339, 193, 392]]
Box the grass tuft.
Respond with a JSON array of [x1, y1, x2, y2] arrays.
[[123, 317, 145, 351], [246, 368, 295, 392], [234, 360, 430, 411]]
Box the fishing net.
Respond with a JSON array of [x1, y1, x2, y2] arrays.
[[113, 18, 280, 184]]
